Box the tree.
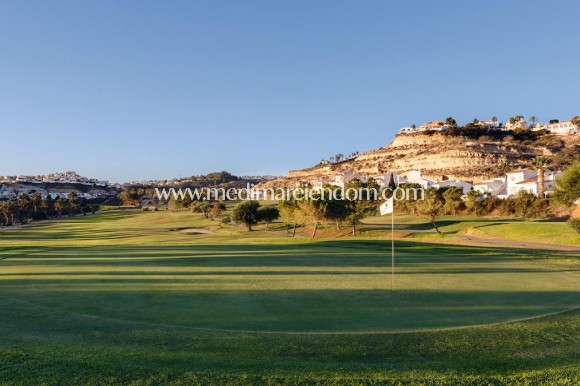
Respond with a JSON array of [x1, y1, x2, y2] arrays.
[[514, 190, 537, 218], [169, 196, 184, 211], [552, 161, 580, 207], [442, 187, 463, 215], [319, 185, 348, 230], [209, 202, 226, 219], [31, 192, 42, 214], [298, 198, 325, 238], [54, 198, 65, 217], [279, 198, 300, 237], [344, 179, 378, 236], [571, 116, 580, 126], [529, 156, 551, 198], [1, 201, 16, 226], [416, 188, 444, 234], [17, 194, 32, 220], [529, 116, 537, 127], [257, 205, 279, 228], [68, 192, 78, 216], [465, 190, 483, 216], [232, 201, 260, 231], [41, 196, 53, 217], [445, 116, 457, 128], [192, 201, 212, 218]]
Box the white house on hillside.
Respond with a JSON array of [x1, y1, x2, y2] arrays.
[[474, 178, 507, 197], [506, 169, 537, 196], [419, 121, 447, 131], [476, 119, 502, 129], [506, 169, 562, 197], [330, 170, 367, 188], [399, 126, 418, 134], [372, 172, 401, 187], [514, 171, 562, 197], [433, 180, 473, 194], [547, 120, 579, 135], [504, 119, 528, 131], [404, 170, 435, 189]]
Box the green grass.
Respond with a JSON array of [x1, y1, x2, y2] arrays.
[[0, 211, 579, 384], [364, 214, 580, 246]]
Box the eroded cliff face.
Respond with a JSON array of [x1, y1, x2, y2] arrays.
[[283, 132, 579, 183]]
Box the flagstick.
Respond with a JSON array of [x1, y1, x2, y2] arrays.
[[391, 207, 395, 292]]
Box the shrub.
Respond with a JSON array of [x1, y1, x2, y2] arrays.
[[569, 218, 580, 234]]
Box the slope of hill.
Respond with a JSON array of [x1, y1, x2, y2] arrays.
[[284, 132, 579, 183]]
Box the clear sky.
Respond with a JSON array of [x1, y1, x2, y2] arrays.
[[1, 0, 579, 181]]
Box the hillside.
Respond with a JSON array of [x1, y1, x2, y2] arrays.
[[280, 131, 579, 184]]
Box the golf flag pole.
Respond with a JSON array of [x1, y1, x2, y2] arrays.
[[379, 197, 395, 292], [391, 201, 394, 292]]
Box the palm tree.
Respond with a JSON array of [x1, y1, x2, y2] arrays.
[[529, 156, 551, 198], [31, 192, 42, 213], [17, 193, 32, 219], [529, 116, 537, 128]]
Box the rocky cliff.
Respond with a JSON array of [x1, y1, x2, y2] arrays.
[[277, 132, 579, 185]]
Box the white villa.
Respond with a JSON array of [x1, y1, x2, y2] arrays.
[[371, 172, 402, 187], [404, 170, 435, 189], [399, 120, 447, 134], [506, 169, 562, 197], [327, 170, 367, 188], [433, 180, 473, 194], [475, 119, 502, 129], [547, 120, 579, 135], [474, 178, 507, 197], [504, 118, 528, 131]]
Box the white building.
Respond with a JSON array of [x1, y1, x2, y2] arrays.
[[506, 169, 537, 196], [404, 170, 435, 189], [504, 119, 528, 131], [419, 120, 447, 131], [547, 121, 579, 135], [473, 178, 507, 197], [399, 126, 418, 134], [371, 172, 402, 187], [329, 170, 367, 188], [506, 169, 562, 197], [531, 123, 548, 132], [476, 119, 502, 129], [514, 171, 562, 197], [433, 180, 473, 194]]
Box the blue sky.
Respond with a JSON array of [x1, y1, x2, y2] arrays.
[[1, 0, 579, 181]]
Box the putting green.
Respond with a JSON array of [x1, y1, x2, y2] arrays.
[[0, 211, 578, 333]]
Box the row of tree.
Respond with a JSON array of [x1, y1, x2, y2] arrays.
[[227, 161, 579, 236], [0, 192, 97, 226]]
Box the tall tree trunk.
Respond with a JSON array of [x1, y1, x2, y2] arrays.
[[352, 224, 356, 236], [248, 224, 252, 231], [336, 221, 340, 230], [292, 223, 296, 238], [311, 223, 318, 238]]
